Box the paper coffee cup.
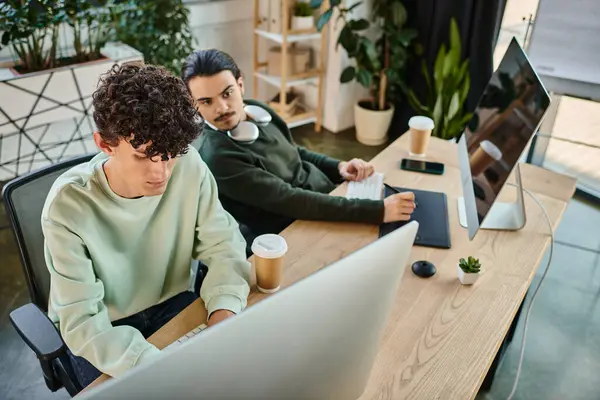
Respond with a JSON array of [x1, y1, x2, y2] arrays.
[[251, 234, 288, 294], [470, 140, 502, 176], [408, 116, 435, 157]]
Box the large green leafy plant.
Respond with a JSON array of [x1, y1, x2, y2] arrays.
[[407, 18, 472, 140], [311, 0, 417, 111], [0, 0, 123, 73], [1, 0, 194, 76], [63, 0, 119, 63], [0, 0, 63, 73], [111, 0, 194, 75]]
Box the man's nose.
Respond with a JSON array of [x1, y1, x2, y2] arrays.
[[149, 158, 169, 178], [215, 97, 230, 115]]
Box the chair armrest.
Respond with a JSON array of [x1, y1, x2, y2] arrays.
[[9, 303, 66, 361]]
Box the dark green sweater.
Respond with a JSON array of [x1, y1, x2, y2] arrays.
[[197, 100, 385, 237]]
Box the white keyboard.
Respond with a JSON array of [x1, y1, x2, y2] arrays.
[[163, 323, 207, 351], [346, 173, 384, 200]]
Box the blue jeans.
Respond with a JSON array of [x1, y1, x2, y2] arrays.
[[67, 290, 199, 388]]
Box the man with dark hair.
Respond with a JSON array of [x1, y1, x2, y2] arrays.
[[182, 49, 416, 242], [42, 62, 250, 387]]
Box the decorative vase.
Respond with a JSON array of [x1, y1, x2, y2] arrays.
[[457, 264, 480, 285], [354, 100, 394, 146]]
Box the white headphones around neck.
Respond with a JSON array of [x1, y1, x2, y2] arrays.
[[204, 104, 272, 144]]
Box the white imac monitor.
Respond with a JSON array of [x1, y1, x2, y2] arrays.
[[457, 37, 552, 240]]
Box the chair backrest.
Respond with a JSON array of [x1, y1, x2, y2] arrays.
[[2, 154, 95, 311]]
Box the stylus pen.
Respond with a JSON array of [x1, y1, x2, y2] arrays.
[[384, 183, 418, 208]]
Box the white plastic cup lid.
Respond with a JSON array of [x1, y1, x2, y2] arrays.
[[228, 121, 259, 142], [480, 140, 502, 160], [408, 116, 435, 131], [251, 234, 288, 259], [244, 105, 272, 124]]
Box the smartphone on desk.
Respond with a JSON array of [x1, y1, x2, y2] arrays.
[[400, 158, 445, 175]]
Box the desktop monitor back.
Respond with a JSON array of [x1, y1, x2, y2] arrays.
[[78, 222, 419, 400], [458, 37, 551, 240]]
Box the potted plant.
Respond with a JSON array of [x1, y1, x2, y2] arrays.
[[312, 0, 417, 146], [0, 0, 143, 181], [0, 0, 63, 74], [407, 18, 472, 141], [292, 1, 314, 31], [110, 0, 195, 75], [457, 256, 481, 285]]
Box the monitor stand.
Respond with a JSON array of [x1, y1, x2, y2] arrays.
[[458, 164, 527, 231]]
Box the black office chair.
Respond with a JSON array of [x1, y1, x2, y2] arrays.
[[2, 154, 95, 396], [3, 154, 211, 396]]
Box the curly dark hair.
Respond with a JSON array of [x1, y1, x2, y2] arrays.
[[93, 62, 202, 160]]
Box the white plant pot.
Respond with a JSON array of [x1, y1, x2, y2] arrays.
[[457, 264, 480, 285], [0, 42, 143, 180], [354, 101, 394, 146], [291, 16, 314, 31]]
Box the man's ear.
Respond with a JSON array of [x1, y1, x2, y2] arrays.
[[93, 132, 115, 156], [237, 77, 245, 97]]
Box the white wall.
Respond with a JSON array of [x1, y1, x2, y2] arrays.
[[187, 0, 256, 96], [321, 1, 374, 133]]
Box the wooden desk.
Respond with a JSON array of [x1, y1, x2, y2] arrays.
[[84, 135, 576, 398]]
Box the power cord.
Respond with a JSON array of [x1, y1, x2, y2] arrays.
[[505, 184, 555, 400]]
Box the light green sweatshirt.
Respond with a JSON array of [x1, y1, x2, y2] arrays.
[[42, 147, 251, 378]]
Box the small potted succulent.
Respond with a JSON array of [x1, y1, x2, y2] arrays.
[[457, 256, 481, 285], [291, 1, 314, 31]]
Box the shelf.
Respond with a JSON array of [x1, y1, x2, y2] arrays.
[[254, 71, 319, 88], [285, 110, 317, 129], [254, 29, 322, 44]]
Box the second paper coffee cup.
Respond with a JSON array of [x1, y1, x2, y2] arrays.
[[251, 234, 288, 294]]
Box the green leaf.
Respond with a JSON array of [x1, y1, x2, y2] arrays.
[[1, 31, 10, 46], [390, 2, 407, 26], [337, 25, 354, 52], [421, 60, 432, 97], [340, 66, 356, 83], [440, 19, 461, 80], [457, 59, 470, 82], [433, 44, 446, 92], [407, 89, 430, 115], [459, 112, 474, 127], [349, 18, 369, 31], [356, 68, 372, 88], [443, 49, 455, 78], [432, 95, 443, 135], [397, 28, 418, 47], [330, 0, 342, 5], [460, 72, 470, 105], [448, 92, 460, 121], [316, 8, 333, 31], [446, 113, 470, 140], [363, 38, 380, 70], [449, 18, 461, 65]]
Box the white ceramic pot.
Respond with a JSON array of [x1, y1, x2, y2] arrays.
[[457, 264, 480, 285], [354, 100, 394, 146], [291, 16, 314, 31]]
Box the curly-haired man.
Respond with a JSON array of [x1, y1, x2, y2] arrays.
[[41, 62, 251, 388]]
